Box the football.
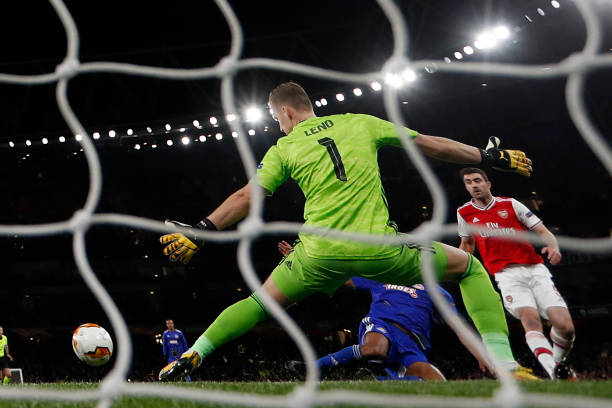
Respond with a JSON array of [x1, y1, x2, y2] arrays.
[[72, 323, 113, 367]]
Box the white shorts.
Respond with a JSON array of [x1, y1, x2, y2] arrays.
[[494, 263, 568, 320]]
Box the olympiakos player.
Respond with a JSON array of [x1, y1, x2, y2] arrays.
[[457, 167, 575, 380]]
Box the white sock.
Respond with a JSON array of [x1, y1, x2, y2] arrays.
[[525, 330, 556, 379], [550, 327, 574, 363]]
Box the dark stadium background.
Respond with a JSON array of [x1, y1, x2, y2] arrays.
[[0, 0, 611, 381]]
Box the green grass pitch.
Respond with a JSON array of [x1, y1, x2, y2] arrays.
[[1, 380, 611, 407]]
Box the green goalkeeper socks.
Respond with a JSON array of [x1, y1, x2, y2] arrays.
[[459, 254, 516, 365], [2, 376, 9, 384], [190, 294, 269, 359]]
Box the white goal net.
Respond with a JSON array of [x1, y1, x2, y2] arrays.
[[0, 0, 611, 407]]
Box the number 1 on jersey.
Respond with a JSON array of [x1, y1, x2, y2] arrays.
[[318, 137, 347, 181]]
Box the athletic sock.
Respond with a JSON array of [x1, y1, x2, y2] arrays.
[[550, 327, 574, 363], [2, 376, 9, 384], [525, 330, 556, 379], [317, 344, 362, 368], [459, 255, 517, 368], [190, 294, 269, 359]]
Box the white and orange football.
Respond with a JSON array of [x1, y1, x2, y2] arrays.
[[72, 323, 113, 367]]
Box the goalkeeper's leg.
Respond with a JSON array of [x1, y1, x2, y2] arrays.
[[439, 243, 518, 372]]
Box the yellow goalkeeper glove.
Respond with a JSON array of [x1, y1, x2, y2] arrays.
[[160, 218, 217, 264], [479, 136, 533, 177]]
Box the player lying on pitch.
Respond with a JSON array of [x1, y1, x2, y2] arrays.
[[157, 81, 536, 381]]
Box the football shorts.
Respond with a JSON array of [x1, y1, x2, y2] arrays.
[[358, 316, 429, 376], [494, 263, 568, 320], [0, 356, 8, 369]]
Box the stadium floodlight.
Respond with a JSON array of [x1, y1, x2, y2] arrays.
[[134, 144, 141, 150], [93, 132, 100, 140], [215, 133, 223, 140], [315, 100, 322, 107], [199, 135, 206, 142], [245, 107, 262, 123], [181, 136, 190, 145], [454, 51, 463, 59], [444, 57, 451, 63], [152, 144, 157, 149], [463, 46, 474, 55], [209, 116, 218, 125], [25, 140, 32, 146], [384, 72, 403, 88], [109, 130, 116, 138], [146, 127, 152, 133], [353, 88, 362, 96], [179, 128, 186, 132], [320, 98, 328, 106], [166, 139, 173, 146], [232, 131, 238, 138], [9, 141, 14, 147], [371, 81, 382, 91], [165, 123, 171, 131], [59, 136, 66, 143], [336, 93, 345, 102], [537, 7, 545, 16], [127, 128, 134, 136], [551, 0, 560, 8], [248, 129, 255, 136], [75, 134, 83, 141], [493, 25, 510, 40], [192, 120, 200, 127], [42, 138, 49, 145], [475, 31, 497, 49], [226, 114, 236, 122], [402, 69, 417, 82]]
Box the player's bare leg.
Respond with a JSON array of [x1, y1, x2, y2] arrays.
[[546, 306, 576, 379], [405, 361, 446, 381], [359, 332, 390, 361], [159, 275, 292, 381]]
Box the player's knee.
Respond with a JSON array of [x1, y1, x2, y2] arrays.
[[360, 343, 388, 360], [554, 320, 575, 339]]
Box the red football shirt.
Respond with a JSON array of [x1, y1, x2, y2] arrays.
[[457, 196, 543, 275]]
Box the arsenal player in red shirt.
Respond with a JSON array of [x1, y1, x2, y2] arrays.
[[457, 167, 575, 379]]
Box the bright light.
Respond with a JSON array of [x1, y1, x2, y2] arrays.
[[209, 117, 218, 125], [336, 93, 345, 102], [181, 136, 190, 145], [463, 46, 474, 55], [537, 8, 545, 16], [353, 88, 362, 96], [59, 136, 66, 143], [402, 69, 417, 82], [146, 127, 152, 133], [320, 98, 328, 106], [9, 141, 14, 147], [315, 100, 322, 107], [75, 134, 83, 141], [93, 132, 100, 139], [166, 140, 173, 146], [245, 107, 262, 122], [226, 114, 236, 122], [25, 140, 32, 146], [192, 120, 200, 127], [493, 25, 510, 40], [454, 51, 463, 60], [198, 135, 205, 142], [232, 131, 238, 138], [551, 0, 560, 8], [127, 128, 134, 136], [248, 129, 255, 136], [152, 144, 157, 148], [109, 130, 116, 138], [215, 133, 223, 140], [165, 123, 171, 131], [42, 138, 48, 145], [475, 31, 497, 49], [444, 57, 451, 63], [371, 81, 382, 91], [385, 73, 403, 88], [134, 144, 141, 150]]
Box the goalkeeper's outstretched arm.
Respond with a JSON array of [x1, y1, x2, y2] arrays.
[[206, 183, 253, 230]]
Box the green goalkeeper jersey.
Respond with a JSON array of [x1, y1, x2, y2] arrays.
[[257, 113, 418, 260]]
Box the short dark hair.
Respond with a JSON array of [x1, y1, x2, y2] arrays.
[[460, 167, 489, 182], [269, 82, 313, 112]]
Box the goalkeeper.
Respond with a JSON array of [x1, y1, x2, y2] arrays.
[[158, 81, 535, 381]]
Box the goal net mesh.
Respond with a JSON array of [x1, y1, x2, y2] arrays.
[[0, 0, 611, 407]]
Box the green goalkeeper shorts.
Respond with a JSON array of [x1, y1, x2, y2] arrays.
[[270, 240, 448, 302]]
